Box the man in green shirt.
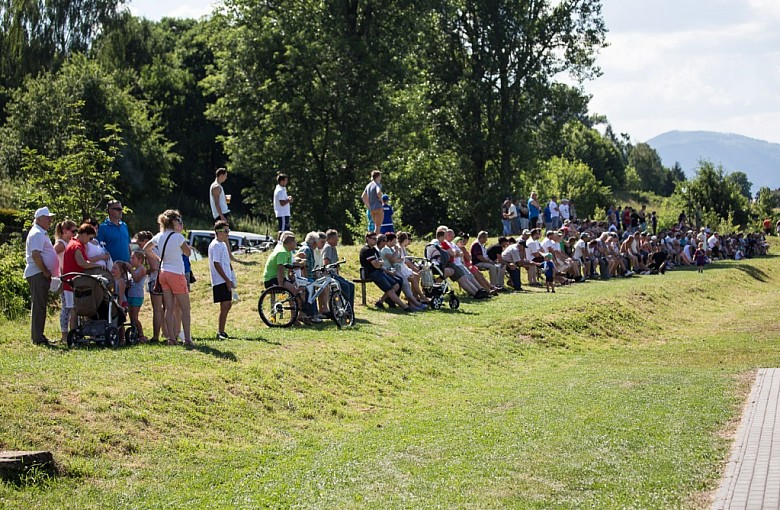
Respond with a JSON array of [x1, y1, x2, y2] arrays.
[[263, 232, 299, 296]]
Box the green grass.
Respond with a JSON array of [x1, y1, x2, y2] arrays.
[[1, 243, 780, 508]]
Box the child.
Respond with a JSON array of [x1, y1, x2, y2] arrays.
[[694, 242, 707, 273], [542, 252, 556, 293], [128, 250, 148, 343], [110, 260, 131, 344], [380, 194, 395, 234]]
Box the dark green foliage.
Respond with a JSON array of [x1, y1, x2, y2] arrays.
[[677, 161, 750, 228], [0, 237, 30, 319]]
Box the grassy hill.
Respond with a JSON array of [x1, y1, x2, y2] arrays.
[[2, 243, 780, 508]]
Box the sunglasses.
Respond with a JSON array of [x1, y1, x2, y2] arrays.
[[110, 207, 123, 212], [217, 229, 230, 233]]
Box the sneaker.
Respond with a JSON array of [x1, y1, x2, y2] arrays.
[[217, 331, 229, 340], [624, 270, 634, 277], [412, 305, 426, 312], [309, 316, 323, 324]]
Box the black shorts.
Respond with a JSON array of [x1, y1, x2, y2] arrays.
[[368, 271, 397, 292], [264, 279, 280, 289], [212, 283, 232, 303]]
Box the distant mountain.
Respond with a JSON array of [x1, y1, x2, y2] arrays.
[[646, 131, 780, 194]]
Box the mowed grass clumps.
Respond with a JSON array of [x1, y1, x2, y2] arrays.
[[1, 242, 779, 508]]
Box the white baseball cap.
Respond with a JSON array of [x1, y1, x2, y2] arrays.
[[34, 207, 55, 219]]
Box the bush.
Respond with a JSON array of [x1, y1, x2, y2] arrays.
[[0, 237, 31, 320]]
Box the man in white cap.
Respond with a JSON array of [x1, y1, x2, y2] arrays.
[[24, 207, 59, 345]]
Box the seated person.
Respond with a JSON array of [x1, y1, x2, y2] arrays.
[[360, 232, 415, 311], [470, 231, 504, 289], [500, 238, 532, 291], [457, 234, 496, 294], [380, 233, 425, 309], [442, 227, 484, 297], [295, 231, 328, 320], [396, 231, 429, 303], [263, 231, 311, 320], [321, 229, 355, 310]]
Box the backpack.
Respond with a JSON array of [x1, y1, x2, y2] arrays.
[[425, 242, 451, 267]]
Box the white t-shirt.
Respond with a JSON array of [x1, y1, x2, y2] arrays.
[[208, 238, 234, 286], [541, 237, 558, 253], [501, 244, 523, 264], [683, 244, 694, 259], [525, 239, 542, 261], [210, 181, 229, 219], [559, 203, 570, 220], [152, 231, 186, 275], [507, 204, 518, 219], [549, 200, 560, 218], [573, 239, 587, 260], [707, 235, 718, 249], [274, 184, 290, 218], [24, 223, 59, 278]]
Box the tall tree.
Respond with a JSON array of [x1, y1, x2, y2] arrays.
[[423, 0, 607, 230], [207, 0, 424, 233], [725, 170, 752, 201]]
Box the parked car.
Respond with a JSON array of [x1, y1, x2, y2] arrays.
[[187, 230, 275, 260]]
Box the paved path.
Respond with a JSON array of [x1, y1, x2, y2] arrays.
[[712, 368, 780, 510]]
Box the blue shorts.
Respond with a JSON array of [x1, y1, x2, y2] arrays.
[[368, 271, 398, 292], [128, 296, 144, 307]]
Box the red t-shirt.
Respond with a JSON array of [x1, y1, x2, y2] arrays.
[[63, 239, 88, 291]]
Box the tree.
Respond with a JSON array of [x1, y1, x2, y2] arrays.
[[627, 143, 673, 196], [528, 157, 611, 220], [559, 121, 625, 190], [207, 0, 425, 233], [680, 160, 750, 227], [0, 54, 176, 208], [754, 186, 778, 219], [423, 0, 607, 230], [16, 105, 123, 223], [725, 171, 752, 201]]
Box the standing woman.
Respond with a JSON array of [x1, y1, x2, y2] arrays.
[[136, 231, 165, 342], [361, 170, 384, 235], [62, 224, 104, 332], [144, 210, 193, 346], [54, 220, 77, 342]]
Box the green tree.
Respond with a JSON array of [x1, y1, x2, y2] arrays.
[[559, 121, 625, 190], [725, 171, 752, 201], [0, 54, 175, 209], [627, 143, 672, 196], [528, 157, 611, 219], [207, 0, 424, 232], [679, 160, 750, 227], [17, 106, 123, 223], [423, 0, 607, 230], [754, 186, 778, 219]]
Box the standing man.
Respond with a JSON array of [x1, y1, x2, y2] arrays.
[[24, 207, 59, 345], [548, 195, 560, 230], [210, 168, 231, 224], [273, 173, 293, 233], [528, 192, 541, 229], [97, 200, 131, 263], [361, 170, 384, 235], [209, 220, 235, 340]]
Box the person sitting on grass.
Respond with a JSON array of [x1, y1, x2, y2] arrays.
[[500, 238, 528, 291], [360, 232, 416, 311]]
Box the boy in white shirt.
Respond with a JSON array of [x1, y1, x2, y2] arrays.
[[209, 220, 236, 340]]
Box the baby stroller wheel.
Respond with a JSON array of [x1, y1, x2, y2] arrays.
[[105, 326, 120, 349], [125, 326, 138, 346], [449, 296, 460, 309], [66, 329, 79, 349], [258, 286, 299, 328], [431, 297, 442, 310]]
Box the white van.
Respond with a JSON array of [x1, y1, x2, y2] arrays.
[[188, 230, 275, 260]]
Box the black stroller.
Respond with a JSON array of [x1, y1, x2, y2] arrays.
[[61, 271, 138, 348], [413, 245, 460, 310]]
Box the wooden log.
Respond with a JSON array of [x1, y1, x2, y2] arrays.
[[0, 451, 55, 479]]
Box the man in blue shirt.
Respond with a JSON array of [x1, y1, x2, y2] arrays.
[[97, 200, 131, 262]]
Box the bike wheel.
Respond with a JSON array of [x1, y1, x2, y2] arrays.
[[258, 286, 298, 328], [329, 292, 354, 329]]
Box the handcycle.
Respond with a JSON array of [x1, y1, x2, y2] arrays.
[[257, 260, 355, 328]]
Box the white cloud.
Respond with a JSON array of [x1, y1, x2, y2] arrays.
[[585, 1, 780, 143]]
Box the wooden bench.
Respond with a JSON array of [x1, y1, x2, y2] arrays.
[[352, 268, 372, 307]]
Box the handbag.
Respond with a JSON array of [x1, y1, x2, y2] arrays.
[[151, 232, 173, 295]]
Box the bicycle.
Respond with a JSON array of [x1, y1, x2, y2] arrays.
[[257, 260, 355, 328]]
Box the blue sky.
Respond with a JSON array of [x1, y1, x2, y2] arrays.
[[128, 0, 780, 144]]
